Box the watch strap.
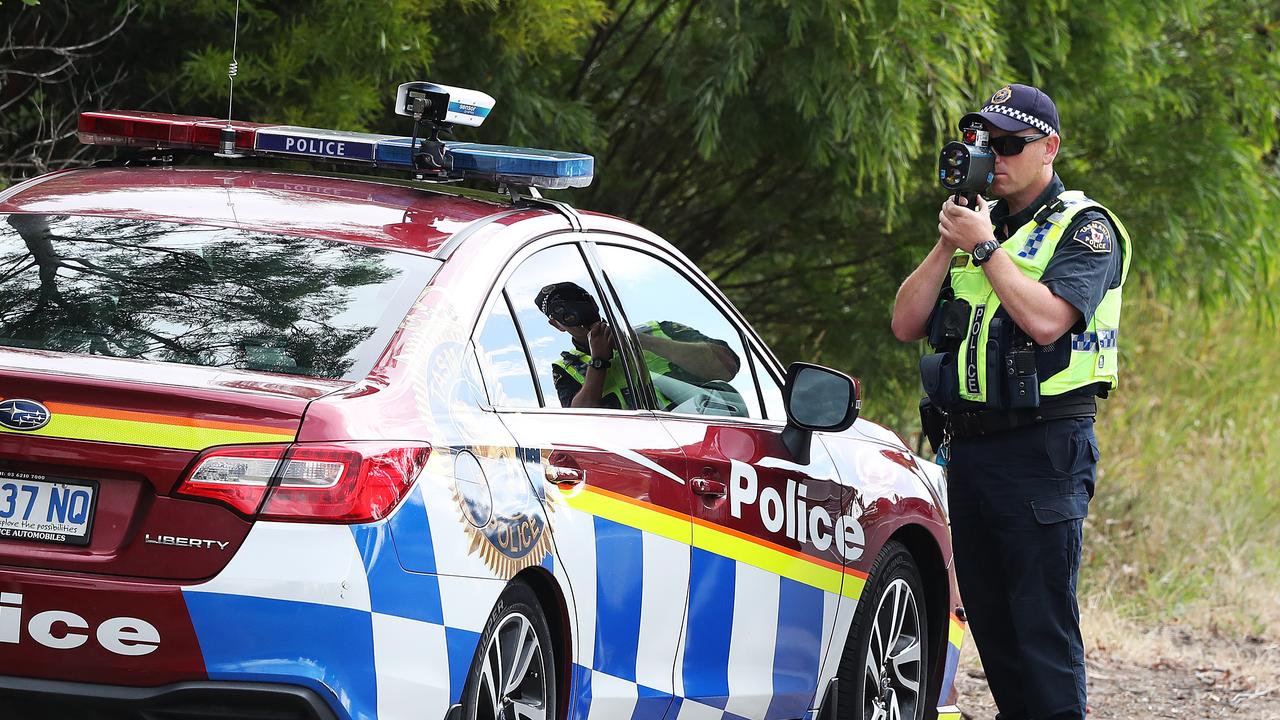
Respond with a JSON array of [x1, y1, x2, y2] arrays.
[[973, 240, 1000, 266]]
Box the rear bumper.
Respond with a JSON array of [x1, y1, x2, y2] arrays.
[[0, 513, 503, 720], [0, 676, 338, 720]]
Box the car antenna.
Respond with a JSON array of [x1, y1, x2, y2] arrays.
[[215, 0, 244, 159]]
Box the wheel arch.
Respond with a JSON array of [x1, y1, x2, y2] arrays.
[[513, 566, 573, 720], [888, 523, 951, 716]]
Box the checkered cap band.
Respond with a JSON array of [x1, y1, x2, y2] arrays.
[[980, 104, 1057, 135]]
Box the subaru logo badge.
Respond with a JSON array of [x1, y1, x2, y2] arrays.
[[0, 399, 51, 432]]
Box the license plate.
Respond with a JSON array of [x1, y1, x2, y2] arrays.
[[0, 471, 97, 546]]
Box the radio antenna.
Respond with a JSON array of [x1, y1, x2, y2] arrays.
[[216, 0, 243, 157]]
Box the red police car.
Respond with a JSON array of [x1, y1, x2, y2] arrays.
[[0, 83, 964, 720]]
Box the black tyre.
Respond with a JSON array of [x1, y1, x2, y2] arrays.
[[836, 540, 929, 720], [462, 582, 557, 720]]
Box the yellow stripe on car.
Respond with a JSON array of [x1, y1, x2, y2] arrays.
[[564, 484, 866, 599], [949, 615, 966, 647], [0, 406, 295, 451]]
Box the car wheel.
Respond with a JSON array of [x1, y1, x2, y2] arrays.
[[837, 540, 929, 720], [462, 582, 557, 720]]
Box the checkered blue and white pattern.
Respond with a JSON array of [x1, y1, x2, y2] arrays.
[[180, 464, 864, 720], [181, 480, 507, 720], [1070, 329, 1118, 351], [979, 104, 1056, 136], [1015, 222, 1055, 259], [551, 504, 856, 720], [1015, 194, 1096, 260]]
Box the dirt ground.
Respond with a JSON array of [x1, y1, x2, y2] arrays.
[[954, 617, 1280, 719]]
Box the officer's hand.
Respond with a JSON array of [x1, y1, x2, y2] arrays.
[[939, 195, 995, 253], [587, 321, 615, 360]]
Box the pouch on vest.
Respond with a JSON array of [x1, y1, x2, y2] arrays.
[[928, 297, 971, 352], [919, 397, 947, 454], [920, 352, 960, 407], [984, 318, 1005, 408], [985, 316, 1041, 409], [1006, 341, 1040, 408]]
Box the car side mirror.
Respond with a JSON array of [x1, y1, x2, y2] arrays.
[[781, 362, 861, 464]]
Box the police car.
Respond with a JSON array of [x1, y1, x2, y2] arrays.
[[0, 82, 964, 720]]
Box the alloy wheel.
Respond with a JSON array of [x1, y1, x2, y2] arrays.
[[862, 577, 923, 720], [474, 611, 549, 720]]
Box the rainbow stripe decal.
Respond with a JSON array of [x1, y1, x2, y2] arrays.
[[940, 612, 967, 711], [0, 400, 296, 451], [563, 484, 868, 599]]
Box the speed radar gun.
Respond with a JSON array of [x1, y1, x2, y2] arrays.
[[938, 123, 995, 210]]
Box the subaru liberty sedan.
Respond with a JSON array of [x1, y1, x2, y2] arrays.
[[0, 85, 964, 720]]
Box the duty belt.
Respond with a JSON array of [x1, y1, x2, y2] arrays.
[[947, 396, 1097, 439]]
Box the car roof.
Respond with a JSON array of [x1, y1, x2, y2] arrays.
[[0, 166, 522, 256]]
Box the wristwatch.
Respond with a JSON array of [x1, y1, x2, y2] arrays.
[[971, 239, 1001, 266], [589, 357, 611, 370]]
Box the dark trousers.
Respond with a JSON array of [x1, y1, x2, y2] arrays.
[[947, 417, 1098, 720]]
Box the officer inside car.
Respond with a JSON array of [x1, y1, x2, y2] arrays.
[[535, 281, 740, 410], [891, 84, 1130, 720]]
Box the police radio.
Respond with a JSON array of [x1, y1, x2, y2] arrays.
[[939, 123, 995, 210]]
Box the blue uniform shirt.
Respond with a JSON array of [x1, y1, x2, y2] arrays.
[[989, 174, 1122, 334]]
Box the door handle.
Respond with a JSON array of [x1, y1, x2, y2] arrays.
[[692, 477, 726, 498], [545, 465, 585, 486]]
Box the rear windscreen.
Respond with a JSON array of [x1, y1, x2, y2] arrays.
[[0, 214, 440, 380]]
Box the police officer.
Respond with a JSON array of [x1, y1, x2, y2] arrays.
[[535, 282, 740, 409], [891, 84, 1130, 720]]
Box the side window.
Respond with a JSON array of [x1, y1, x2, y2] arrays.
[[475, 291, 540, 408], [504, 244, 637, 410], [751, 345, 788, 421], [596, 244, 763, 419]]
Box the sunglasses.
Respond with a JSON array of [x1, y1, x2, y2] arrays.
[[989, 132, 1048, 156]]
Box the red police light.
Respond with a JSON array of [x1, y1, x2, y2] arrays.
[[77, 111, 263, 152], [78, 111, 203, 148], [191, 120, 268, 151]]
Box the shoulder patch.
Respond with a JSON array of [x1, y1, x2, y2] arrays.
[[1072, 219, 1113, 253]]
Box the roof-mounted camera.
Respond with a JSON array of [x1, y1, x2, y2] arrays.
[[396, 82, 496, 171]]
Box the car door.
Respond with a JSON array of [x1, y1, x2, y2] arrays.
[[590, 240, 862, 719], [473, 239, 691, 720]]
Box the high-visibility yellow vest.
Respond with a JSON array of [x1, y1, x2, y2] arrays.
[[553, 322, 676, 408], [949, 191, 1132, 404]]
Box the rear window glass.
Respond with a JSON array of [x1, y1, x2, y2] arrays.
[[0, 214, 439, 380]]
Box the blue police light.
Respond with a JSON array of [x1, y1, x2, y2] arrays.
[[375, 139, 593, 189]]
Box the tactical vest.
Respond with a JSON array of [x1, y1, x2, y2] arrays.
[[946, 191, 1131, 405], [554, 322, 676, 408]]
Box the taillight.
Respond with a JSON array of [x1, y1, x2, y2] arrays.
[[178, 444, 287, 516], [177, 442, 431, 523]]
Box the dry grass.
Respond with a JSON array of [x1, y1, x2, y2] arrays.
[[958, 605, 1280, 718], [1080, 604, 1279, 684], [1082, 289, 1280, 637]]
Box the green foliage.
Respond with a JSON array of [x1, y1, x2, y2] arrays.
[[1082, 290, 1280, 634], [1, 0, 1277, 413], [143, 0, 443, 129]]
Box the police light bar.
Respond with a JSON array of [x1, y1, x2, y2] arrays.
[[77, 111, 593, 190]]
